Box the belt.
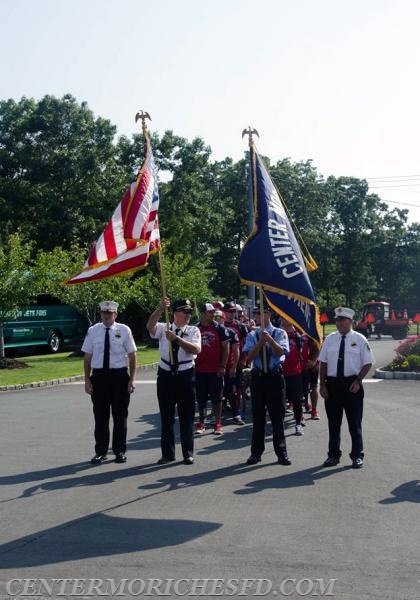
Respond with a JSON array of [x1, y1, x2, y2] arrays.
[[161, 358, 194, 369], [92, 368, 127, 373], [158, 366, 194, 376], [252, 367, 283, 376], [327, 375, 357, 382]]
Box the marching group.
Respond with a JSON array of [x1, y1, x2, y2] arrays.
[[83, 298, 374, 470]]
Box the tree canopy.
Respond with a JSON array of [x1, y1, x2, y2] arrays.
[[1, 94, 419, 335]]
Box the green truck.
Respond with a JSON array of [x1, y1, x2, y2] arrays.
[[4, 297, 88, 353]]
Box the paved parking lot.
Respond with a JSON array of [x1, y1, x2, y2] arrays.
[[0, 339, 419, 599]]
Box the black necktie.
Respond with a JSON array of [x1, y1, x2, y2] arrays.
[[171, 328, 181, 368], [103, 328, 110, 370], [337, 335, 345, 377]]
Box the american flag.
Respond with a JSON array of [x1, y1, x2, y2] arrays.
[[65, 134, 160, 285]]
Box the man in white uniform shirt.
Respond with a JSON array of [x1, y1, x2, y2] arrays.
[[147, 297, 201, 465], [319, 306, 374, 469], [82, 300, 137, 465]]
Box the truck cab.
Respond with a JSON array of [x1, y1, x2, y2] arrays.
[[355, 301, 409, 340]]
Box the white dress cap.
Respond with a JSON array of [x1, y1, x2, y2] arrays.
[[334, 306, 355, 320], [99, 300, 119, 312]]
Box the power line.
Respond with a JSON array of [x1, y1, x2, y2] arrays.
[[369, 182, 420, 194], [381, 199, 420, 208], [366, 174, 420, 181], [369, 184, 420, 190]]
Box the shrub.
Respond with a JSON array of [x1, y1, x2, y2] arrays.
[[385, 336, 420, 371]]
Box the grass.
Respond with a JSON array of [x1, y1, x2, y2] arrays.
[[0, 346, 159, 386], [2, 324, 419, 387]]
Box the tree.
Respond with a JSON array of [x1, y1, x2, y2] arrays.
[[0, 95, 126, 250], [0, 233, 40, 360], [34, 246, 137, 325], [2, 94, 419, 315]]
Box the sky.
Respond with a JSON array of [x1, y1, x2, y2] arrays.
[[1, 0, 420, 223]]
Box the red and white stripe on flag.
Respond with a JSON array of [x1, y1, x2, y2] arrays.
[[66, 216, 160, 284], [65, 136, 160, 285]]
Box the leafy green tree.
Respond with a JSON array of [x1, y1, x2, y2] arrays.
[[209, 156, 249, 299], [0, 95, 126, 250], [129, 251, 214, 314], [2, 94, 419, 317], [0, 233, 40, 359], [34, 245, 137, 325]]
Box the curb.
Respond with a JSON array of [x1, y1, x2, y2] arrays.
[[375, 368, 420, 381], [0, 363, 159, 392]]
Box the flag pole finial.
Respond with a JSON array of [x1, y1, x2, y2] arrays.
[[135, 110, 152, 134], [242, 126, 259, 147]]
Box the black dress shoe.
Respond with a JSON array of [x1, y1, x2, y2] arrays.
[[183, 456, 194, 465], [278, 454, 292, 466], [90, 454, 107, 464], [352, 457, 363, 469], [323, 457, 340, 467], [246, 456, 261, 465], [157, 457, 176, 465], [115, 453, 127, 463]]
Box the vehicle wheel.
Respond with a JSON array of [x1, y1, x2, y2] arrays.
[[48, 330, 63, 353], [391, 328, 407, 340]]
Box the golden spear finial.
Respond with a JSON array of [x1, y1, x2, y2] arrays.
[[242, 126, 259, 147], [135, 110, 152, 135]]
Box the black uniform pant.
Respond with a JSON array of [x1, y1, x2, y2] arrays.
[[224, 373, 240, 416], [250, 370, 287, 458], [325, 376, 364, 460], [285, 373, 303, 425], [157, 367, 195, 460], [91, 368, 130, 456]]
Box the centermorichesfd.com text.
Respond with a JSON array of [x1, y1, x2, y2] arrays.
[[4, 578, 337, 598]]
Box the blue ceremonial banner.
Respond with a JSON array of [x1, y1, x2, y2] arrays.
[[238, 145, 322, 345], [263, 289, 321, 346]]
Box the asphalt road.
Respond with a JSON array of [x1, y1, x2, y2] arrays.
[[0, 338, 419, 599]]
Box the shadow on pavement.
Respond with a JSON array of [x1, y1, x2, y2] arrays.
[[379, 480, 420, 504], [235, 464, 351, 494], [0, 513, 222, 567]]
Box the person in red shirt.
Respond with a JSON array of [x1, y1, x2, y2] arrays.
[[282, 319, 305, 436], [223, 301, 249, 424], [214, 308, 242, 425], [301, 334, 320, 420], [195, 303, 230, 435]]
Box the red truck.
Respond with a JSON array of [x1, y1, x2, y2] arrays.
[[354, 301, 409, 340]]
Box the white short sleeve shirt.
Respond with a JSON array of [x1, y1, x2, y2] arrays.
[[151, 322, 201, 371], [82, 322, 137, 369], [319, 330, 375, 377]]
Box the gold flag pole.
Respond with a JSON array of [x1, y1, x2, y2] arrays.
[[242, 126, 259, 318], [135, 110, 173, 364], [258, 287, 268, 374], [242, 127, 267, 373]]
